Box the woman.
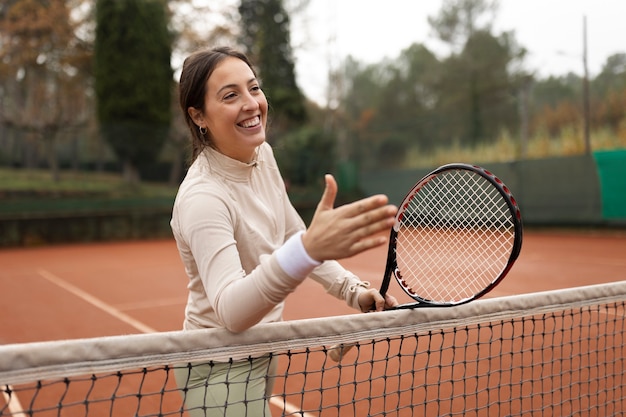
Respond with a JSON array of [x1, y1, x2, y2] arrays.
[[171, 46, 397, 416]]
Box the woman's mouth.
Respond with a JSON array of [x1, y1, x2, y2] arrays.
[[238, 116, 261, 128]]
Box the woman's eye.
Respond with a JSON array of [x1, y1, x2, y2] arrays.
[[223, 92, 237, 100]]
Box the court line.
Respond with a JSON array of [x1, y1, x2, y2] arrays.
[[2, 388, 26, 417], [38, 269, 156, 333], [37, 268, 314, 417], [271, 397, 314, 416]]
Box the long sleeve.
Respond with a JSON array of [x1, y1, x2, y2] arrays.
[[174, 188, 302, 332], [171, 143, 371, 333]]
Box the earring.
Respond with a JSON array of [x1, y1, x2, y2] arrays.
[[199, 126, 207, 135]]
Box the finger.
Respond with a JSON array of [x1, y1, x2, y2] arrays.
[[336, 205, 396, 241], [371, 290, 385, 311], [342, 194, 390, 217], [351, 205, 397, 230], [329, 343, 354, 362], [316, 174, 338, 211], [359, 289, 382, 312], [349, 216, 396, 243], [385, 294, 399, 308], [346, 234, 388, 255]]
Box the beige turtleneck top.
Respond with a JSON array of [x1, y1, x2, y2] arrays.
[[170, 142, 369, 333]]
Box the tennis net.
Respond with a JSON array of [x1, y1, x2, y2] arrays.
[[1, 281, 625, 416]]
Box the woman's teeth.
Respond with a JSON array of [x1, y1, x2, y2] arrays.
[[239, 116, 260, 128]]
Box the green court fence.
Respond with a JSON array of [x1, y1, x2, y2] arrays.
[[360, 150, 626, 227]]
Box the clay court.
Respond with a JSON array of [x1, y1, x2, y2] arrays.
[[0, 229, 625, 343], [1, 229, 625, 416]]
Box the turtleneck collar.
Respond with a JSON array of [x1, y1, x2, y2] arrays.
[[201, 145, 261, 182]]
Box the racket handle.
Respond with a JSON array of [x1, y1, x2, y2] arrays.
[[328, 343, 355, 362]]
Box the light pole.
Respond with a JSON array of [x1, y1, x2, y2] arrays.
[[555, 15, 592, 154], [582, 15, 591, 154]]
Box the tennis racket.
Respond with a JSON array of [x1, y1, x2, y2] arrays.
[[329, 163, 523, 362]]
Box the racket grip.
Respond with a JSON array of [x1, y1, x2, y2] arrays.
[[328, 343, 355, 362]]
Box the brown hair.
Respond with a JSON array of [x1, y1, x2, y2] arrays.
[[178, 46, 258, 161]]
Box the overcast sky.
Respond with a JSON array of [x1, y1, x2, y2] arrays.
[[291, 0, 626, 105]]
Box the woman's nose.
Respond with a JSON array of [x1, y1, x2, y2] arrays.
[[242, 92, 260, 111]]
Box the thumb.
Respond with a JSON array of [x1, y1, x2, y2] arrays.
[[317, 174, 338, 211]]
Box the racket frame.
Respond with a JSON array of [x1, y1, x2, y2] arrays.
[[380, 163, 523, 310]]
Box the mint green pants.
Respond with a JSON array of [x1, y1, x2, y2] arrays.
[[174, 355, 276, 417]]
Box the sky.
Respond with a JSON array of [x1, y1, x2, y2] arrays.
[[290, 0, 626, 105]]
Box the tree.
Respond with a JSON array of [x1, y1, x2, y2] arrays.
[[428, 0, 498, 51], [238, 0, 307, 140], [166, 0, 239, 182], [275, 127, 336, 187], [593, 53, 626, 98], [592, 56, 626, 131], [375, 44, 442, 151], [429, 0, 525, 145], [592, 53, 626, 128], [332, 0, 531, 169], [338, 45, 444, 168], [169, 0, 238, 62], [463, 30, 520, 142], [530, 74, 582, 136], [336, 57, 386, 170], [532, 75, 580, 110], [0, 0, 92, 178], [94, 0, 172, 183]]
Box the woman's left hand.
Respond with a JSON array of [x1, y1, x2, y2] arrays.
[[358, 288, 399, 312]]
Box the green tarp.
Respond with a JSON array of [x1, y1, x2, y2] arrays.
[[594, 149, 626, 220]]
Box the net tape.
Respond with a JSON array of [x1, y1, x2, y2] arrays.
[[1, 281, 625, 416]]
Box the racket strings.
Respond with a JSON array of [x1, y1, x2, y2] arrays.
[[396, 170, 516, 303]]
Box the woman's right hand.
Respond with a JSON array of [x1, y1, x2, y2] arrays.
[[302, 174, 397, 262]]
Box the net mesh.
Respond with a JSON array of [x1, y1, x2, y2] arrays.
[[398, 169, 517, 303], [1, 281, 625, 417]]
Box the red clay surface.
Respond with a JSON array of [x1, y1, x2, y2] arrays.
[[1, 229, 625, 416], [1, 229, 625, 344]]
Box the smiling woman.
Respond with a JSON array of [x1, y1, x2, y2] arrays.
[[170, 46, 399, 416], [187, 56, 268, 163]]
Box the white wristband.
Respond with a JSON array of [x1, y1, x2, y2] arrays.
[[275, 231, 321, 281]]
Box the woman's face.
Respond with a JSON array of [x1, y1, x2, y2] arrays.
[[189, 57, 268, 163]]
